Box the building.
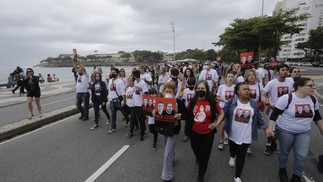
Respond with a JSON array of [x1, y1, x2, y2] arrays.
[[274, 0, 323, 61]]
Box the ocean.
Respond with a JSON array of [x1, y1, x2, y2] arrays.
[[0, 66, 134, 84]]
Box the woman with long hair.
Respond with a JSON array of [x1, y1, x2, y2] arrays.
[[23, 68, 42, 119], [188, 80, 224, 182], [222, 82, 268, 182], [183, 68, 195, 87], [90, 73, 110, 129], [267, 77, 323, 182]]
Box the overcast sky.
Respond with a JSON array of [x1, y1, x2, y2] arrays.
[[0, 0, 280, 66]]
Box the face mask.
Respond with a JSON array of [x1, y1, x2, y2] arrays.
[[196, 90, 206, 98], [171, 77, 177, 81], [164, 93, 173, 98], [204, 65, 210, 70], [188, 86, 194, 90], [111, 74, 117, 78]]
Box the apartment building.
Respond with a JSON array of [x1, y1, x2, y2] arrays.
[[274, 0, 323, 61]]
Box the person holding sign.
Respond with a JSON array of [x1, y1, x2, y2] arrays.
[[187, 80, 224, 182], [153, 82, 187, 182]]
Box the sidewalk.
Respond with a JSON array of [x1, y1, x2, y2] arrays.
[[0, 81, 77, 141]]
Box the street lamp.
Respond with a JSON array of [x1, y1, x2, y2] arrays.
[[170, 20, 176, 62], [259, 0, 265, 61]]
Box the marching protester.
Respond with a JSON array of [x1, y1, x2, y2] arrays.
[[140, 65, 153, 89], [289, 67, 301, 81], [127, 70, 148, 140], [199, 60, 218, 93], [182, 67, 195, 87], [119, 68, 128, 88], [182, 77, 196, 142], [107, 68, 129, 134], [73, 63, 90, 121], [222, 82, 268, 182], [23, 68, 42, 119], [266, 77, 323, 182], [158, 67, 170, 95], [147, 88, 159, 150], [90, 73, 110, 129], [163, 68, 184, 98], [153, 81, 187, 182], [187, 80, 224, 182], [262, 64, 294, 156], [124, 76, 139, 130], [216, 72, 235, 150]]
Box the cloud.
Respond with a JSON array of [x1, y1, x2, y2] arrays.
[[0, 0, 280, 66]]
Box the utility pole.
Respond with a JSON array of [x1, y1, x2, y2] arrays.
[[170, 20, 176, 63], [259, 0, 264, 61]]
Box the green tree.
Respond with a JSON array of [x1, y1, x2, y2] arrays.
[[120, 52, 132, 62]]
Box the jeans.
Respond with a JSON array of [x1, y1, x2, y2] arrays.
[[276, 125, 311, 176], [93, 96, 110, 124], [109, 99, 130, 129], [76, 92, 90, 118]]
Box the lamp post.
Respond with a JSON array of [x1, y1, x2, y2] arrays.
[[259, 0, 264, 61], [170, 20, 176, 62]]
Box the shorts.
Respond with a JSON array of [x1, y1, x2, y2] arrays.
[[27, 91, 41, 98]]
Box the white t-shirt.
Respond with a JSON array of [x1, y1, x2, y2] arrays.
[[216, 84, 235, 108], [120, 77, 128, 88], [249, 83, 263, 102], [255, 68, 265, 85], [125, 86, 135, 107], [148, 115, 155, 125], [236, 76, 245, 84], [276, 93, 319, 133], [158, 73, 170, 93], [263, 78, 294, 105], [133, 79, 148, 107], [183, 88, 195, 107], [229, 100, 254, 145], [108, 78, 125, 100], [140, 73, 152, 89], [199, 68, 219, 91], [76, 72, 90, 93]]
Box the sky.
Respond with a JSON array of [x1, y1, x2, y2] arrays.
[[0, 0, 280, 66]]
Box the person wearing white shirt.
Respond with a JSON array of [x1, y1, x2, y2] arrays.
[[73, 63, 90, 121], [158, 67, 170, 94], [253, 62, 266, 86], [139, 65, 153, 89], [199, 60, 218, 92], [107, 68, 128, 134], [127, 70, 149, 141]]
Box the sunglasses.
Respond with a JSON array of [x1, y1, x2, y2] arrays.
[[293, 71, 300, 73]]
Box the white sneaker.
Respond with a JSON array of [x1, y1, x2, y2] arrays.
[[234, 177, 242, 182], [223, 138, 229, 145], [218, 142, 224, 150], [247, 147, 252, 154], [229, 157, 236, 167]]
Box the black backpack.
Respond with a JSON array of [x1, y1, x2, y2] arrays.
[[285, 93, 316, 110]]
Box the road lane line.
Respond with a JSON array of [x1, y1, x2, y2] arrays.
[[85, 145, 130, 182], [42, 97, 74, 106]]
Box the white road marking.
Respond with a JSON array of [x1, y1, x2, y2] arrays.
[[303, 172, 315, 182], [42, 97, 74, 106], [0, 114, 75, 146], [85, 145, 130, 182]]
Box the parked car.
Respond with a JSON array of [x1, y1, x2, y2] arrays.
[[303, 62, 312, 67], [312, 62, 320, 67]]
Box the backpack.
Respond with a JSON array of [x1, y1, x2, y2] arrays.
[[285, 93, 316, 110]]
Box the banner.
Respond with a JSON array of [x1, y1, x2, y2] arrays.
[[155, 97, 176, 122], [142, 95, 155, 116], [240, 52, 254, 69]]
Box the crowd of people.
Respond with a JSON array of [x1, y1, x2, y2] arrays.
[[70, 59, 323, 182]]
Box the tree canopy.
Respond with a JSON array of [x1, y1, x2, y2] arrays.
[[296, 26, 323, 55]]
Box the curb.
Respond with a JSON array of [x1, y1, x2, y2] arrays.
[[0, 105, 78, 142]]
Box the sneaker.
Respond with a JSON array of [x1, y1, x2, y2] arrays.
[[290, 174, 301, 182], [218, 142, 224, 150], [106, 120, 110, 125], [279, 168, 289, 182], [79, 116, 84, 120], [125, 123, 129, 127], [108, 128, 117, 134], [223, 138, 229, 145], [229, 157, 236, 167], [83, 117, 89, 121], [182, 136, 188, 142], [126, 133, 133, 138], [91, 124, 99, 130], [234, 177, 242, 182], [140, 134, 146, 141], [264, 145, 272, 156], [247, 147, 252, 155], [152, 143, 157, 151]]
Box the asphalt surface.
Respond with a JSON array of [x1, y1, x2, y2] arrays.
[[0, 67, 323, 182]]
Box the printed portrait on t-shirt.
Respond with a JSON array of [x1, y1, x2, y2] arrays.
[[126, 91, 133, 99], [95, 84, 101, 93], [249, 89, 257, 99], [225, 90, 235, 100], [187, 93, 194, 103], [234, 108, 251, 123], [277, 86, 289, 97], [295, 104, 313, 118], [135, 86, 142, 95], [110, 83, 116, 91], [194, 105, 206, 122], [206, 74, 212, 81]]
